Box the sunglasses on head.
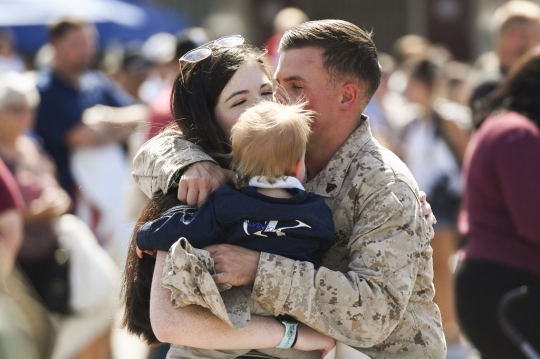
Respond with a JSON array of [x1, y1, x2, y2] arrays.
[[179, 35, 245, 63]]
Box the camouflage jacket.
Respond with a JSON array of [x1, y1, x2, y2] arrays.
[[132, 120, 446, 359]]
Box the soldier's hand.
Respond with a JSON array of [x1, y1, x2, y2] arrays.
[[419, 191, 436, 240], [178, 161, 237, 207], [205, 244, 260, 286]]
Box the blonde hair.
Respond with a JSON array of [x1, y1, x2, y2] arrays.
[[231, 101, 313, 186]]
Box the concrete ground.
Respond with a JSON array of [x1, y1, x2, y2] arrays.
[[111, 309, 150, 359]]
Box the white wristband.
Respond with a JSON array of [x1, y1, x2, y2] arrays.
[[276, 320, 298, 349]]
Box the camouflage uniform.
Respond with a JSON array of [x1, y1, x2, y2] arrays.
[[133, 119, 446, 359], [162, 238, 319, 359]]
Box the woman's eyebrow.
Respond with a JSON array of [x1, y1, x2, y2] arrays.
[[225, 90, 248, 103], [225, 84, 271, 103]]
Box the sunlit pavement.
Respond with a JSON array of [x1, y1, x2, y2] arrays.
[[111, 309, 150, 359]]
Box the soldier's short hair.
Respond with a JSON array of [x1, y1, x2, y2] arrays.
[[231, 101, 313, 186], [279, 19, 382, 100]]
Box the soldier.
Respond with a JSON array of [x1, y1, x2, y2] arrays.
[[132, 20, 444, 358]]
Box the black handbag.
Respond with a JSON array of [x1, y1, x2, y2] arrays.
[[18, 243, 71, 315]]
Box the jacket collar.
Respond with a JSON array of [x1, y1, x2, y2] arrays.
[[306, 115, 371, 198], [248, 176, 305, 190]]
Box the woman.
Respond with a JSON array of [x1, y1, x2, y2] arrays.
[[122, 40, 335, 358], [401, 58, 470, 345], [455, 47, 540, 358], [0, 72, 72, 313], [0, 72, 119, 359]]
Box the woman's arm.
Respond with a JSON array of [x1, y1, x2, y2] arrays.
[[150, 252, 334, 354]]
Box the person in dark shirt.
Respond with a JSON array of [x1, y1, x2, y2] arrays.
[[34, 17, 148, 196]]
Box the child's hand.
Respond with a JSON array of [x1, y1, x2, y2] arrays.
[[136, 245, 155, 259]]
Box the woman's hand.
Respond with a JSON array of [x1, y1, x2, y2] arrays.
[[294, 323, 336, 358], [178, 161, 237, 207], [419, 190, 436, 240]]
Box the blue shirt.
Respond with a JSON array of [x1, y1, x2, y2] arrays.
[[34, 69, 135, 195], [137, 185, 336, 268]]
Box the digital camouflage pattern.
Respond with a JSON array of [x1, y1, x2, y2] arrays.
[[161, 239, 320, 359], [251, 120, 446, 358], [132, 119, 446, 359], [133, 129, 218, 199]]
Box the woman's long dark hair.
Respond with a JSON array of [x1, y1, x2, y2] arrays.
[[121, 41, 272, 344], [121, 192, 179, 344], [474, 46, 540, 129], [171, 43, 271, 168]]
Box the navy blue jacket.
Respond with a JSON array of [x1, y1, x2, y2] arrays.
[[137, 185, 335, 267]]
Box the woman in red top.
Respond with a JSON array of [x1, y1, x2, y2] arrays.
[[456, 47, 540, 358]]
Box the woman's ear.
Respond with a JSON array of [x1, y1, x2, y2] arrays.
[[340, 82, 360, 111]]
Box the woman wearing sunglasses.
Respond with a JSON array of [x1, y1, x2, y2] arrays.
[[122, 37, 335, 359]]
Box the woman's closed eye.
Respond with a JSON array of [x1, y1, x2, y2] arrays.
[[232, 99, 247, 107]]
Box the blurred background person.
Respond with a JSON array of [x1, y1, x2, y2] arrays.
[[363, 52, 408, 153], [444, 60, 473, 107], [470, 0, 540, 113], [0, 28, 26, 73], [264, 7, 308, 68], [34, 17, 149, 265], [106, 45, 153, 103], [0, 156, 41, 359], [139, 28, 209, 106], [0, 156, 23, 285], [0, 71, 120, 359], [399, 57, 471, 355], [456, 46, 540, 359], [139, 32, 178, 104], [388, 34, 431, 95], [144, 27, 209, 140]]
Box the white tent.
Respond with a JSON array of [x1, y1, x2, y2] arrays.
[[0, 0, 146, 27]]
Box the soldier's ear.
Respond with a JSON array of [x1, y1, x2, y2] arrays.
[[339, 82, 359, 111]]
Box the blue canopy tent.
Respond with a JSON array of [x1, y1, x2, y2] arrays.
[[0, 0, 190, 54]]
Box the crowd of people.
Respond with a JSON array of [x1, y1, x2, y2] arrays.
[[0, 1, 539, 359]]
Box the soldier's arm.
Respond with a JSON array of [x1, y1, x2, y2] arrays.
[[251, 181, 426, 347], [132, 129, 216, 198], [150, 252, 336, 353]]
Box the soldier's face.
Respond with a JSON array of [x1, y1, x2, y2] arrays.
[[274, 47, 342, 146]]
